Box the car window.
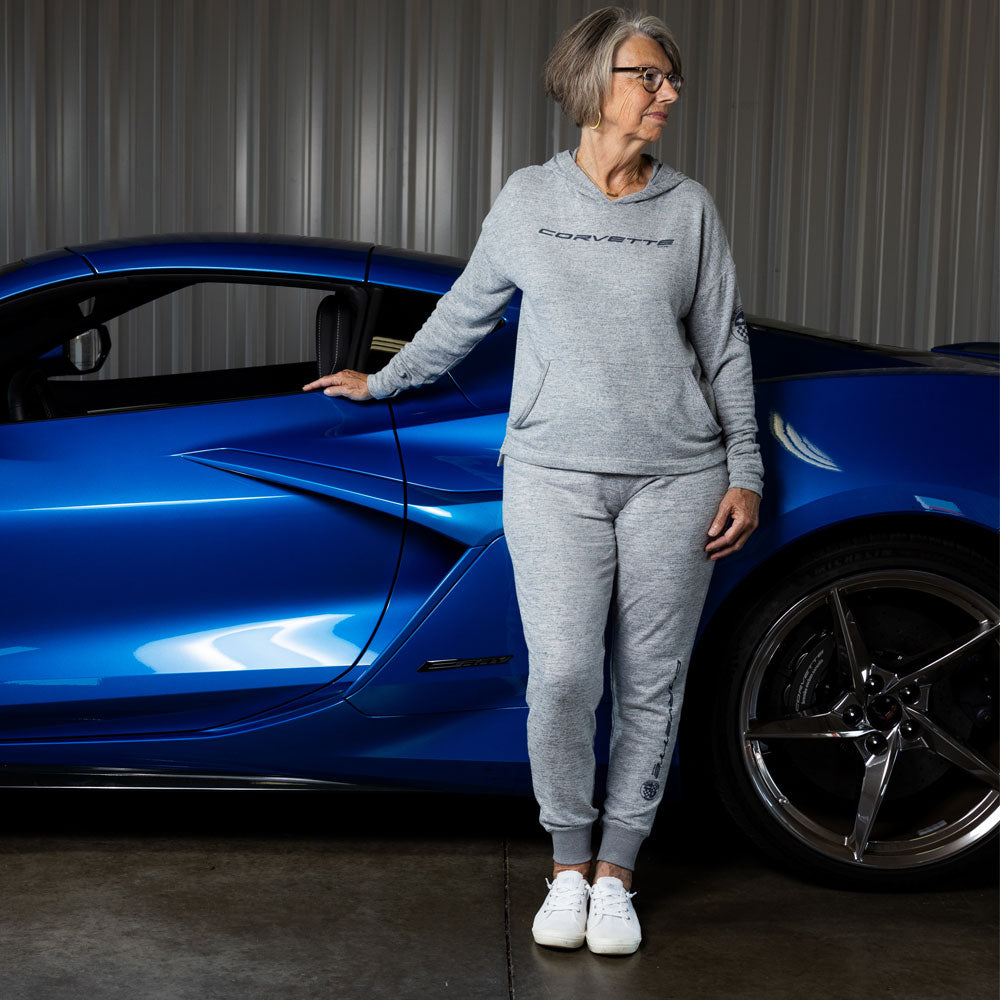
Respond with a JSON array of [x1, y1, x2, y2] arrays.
[[4, 277, 448, 422], [7, 279, 338, 421], [362, 285, 440, 373], [57, 281, 325, 381]]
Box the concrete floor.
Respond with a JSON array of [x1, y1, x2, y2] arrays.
[[1, 789, 996, 1000]]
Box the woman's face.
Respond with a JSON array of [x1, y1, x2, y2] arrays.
[[600, 34, 679, 142]]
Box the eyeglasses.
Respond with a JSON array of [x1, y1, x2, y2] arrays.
[[612, 66, 683, 95]]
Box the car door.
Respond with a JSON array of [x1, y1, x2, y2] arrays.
[[336, 259, 541, 717], [0, 269, 404, 739]]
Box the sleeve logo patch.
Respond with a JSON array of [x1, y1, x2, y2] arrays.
[[732, 308, 749, 343]]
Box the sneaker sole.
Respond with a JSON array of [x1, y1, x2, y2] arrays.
[[532, 928, 586, 949], [585, 932, 641, 956]]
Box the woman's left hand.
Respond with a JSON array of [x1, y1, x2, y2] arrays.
[[705, 487, 760, 560]]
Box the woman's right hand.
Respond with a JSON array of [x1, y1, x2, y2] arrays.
[[302, 369, 373, 400]]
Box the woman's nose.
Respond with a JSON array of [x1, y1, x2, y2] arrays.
[[657, 78, 680, 102]]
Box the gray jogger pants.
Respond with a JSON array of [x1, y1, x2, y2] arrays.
[[501, 454, 730, 871]]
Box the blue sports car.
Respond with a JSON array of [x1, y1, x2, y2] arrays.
[[0, 234, 996, 888]]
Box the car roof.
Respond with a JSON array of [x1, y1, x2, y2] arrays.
[[69, 233, 372, 283], [1, 234, 473, 301]]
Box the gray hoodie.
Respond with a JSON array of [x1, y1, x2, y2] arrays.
[[366, 149, 764, 496]]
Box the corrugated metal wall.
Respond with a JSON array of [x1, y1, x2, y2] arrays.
[[2, 0, 997, 350]]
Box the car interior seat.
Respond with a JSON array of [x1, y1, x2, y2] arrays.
[[315, 287, 371, 380]]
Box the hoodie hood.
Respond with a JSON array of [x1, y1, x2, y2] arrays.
[[546, 147, 687, 205]]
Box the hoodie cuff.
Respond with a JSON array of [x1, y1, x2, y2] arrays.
[[366, 366, 405, 400], [728, 470, 763, 497]]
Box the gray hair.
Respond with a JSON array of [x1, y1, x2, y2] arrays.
[[544, 6, 683, 128]]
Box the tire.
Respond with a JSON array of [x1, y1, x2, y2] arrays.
[[694, 530, 999, 889]]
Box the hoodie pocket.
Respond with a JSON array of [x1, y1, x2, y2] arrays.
[[509, 359, 723, 463], [509, 359, 551, 429], [681, 366, 722, 434]]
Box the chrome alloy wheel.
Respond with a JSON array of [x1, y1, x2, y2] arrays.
[[740, 569, 999, 869]]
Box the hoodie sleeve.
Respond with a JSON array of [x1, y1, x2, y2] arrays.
[[366, 182, 519, 400], [683, 206, 764, 497]]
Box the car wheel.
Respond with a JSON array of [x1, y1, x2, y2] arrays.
[[702, 530, 998, 888]]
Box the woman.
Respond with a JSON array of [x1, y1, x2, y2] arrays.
[[304, 6, 762, 957]]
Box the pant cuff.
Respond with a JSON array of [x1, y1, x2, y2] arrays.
[[596, 823, 645, 871], [551, 826, 593, 865]]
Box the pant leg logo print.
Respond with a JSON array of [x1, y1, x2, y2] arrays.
[[641, 741, 666, 799], [639, 661, 680, 802], [651, 739, 667, 779]]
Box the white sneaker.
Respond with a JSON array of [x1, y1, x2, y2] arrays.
[[531, 870, 591, 949], [586, 876, 641, 955]]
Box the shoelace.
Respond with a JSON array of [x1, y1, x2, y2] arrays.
[[542, 876, 591, 914], [589, 881, 637, 921]]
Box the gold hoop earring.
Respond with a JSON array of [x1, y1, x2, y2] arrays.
[[588, 110, 601, 129]]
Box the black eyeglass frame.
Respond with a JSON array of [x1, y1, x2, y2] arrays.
[[612, 66, 684, 95]]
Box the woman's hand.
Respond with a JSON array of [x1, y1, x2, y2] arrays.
[[705, 487, 760, 560], [302, 369, 372, 400]]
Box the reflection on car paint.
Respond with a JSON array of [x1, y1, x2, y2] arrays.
[[16, 495, 289, 513], [914, 496, 963, 515], [134, 614, 361, 673], [769, 409, 842, 472]]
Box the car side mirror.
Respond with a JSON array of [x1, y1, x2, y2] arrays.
[[64, 325, 111, 374]]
